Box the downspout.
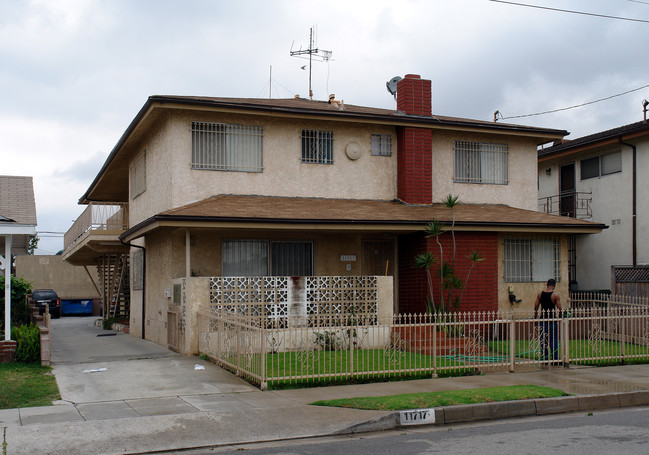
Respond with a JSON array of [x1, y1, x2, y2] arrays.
[[120, 239, 146, 339], [619, 137, 637, 266]]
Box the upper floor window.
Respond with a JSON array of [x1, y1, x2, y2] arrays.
[[371, 134, 392, 156], [191, 121, 263, 172], [581, 151, 621, 180], [130, 151, 146, 200], [302, 129, 333, 164], [504, 237, 560, 283], [454, 141, 508, 185]]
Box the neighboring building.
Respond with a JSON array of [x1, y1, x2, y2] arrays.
[[15, 255, 100, 314], [63, 74, 604, 353], [538, 119, 649, 291]]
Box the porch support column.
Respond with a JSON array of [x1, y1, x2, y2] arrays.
[[185, 229, 191, 278], [3, 235, 12, 341]]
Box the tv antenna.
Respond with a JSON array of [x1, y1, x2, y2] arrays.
[[290, 26, 332, 100]]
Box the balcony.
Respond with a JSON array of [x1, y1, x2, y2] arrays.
[[538, 191, 592, 219], [62, 203, 129, 265]]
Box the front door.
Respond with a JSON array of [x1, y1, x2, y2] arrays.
[[362, 240, 395, 276], [560, 163, 576, 217]]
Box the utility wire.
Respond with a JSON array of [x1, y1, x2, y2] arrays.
[[499, 83, 649, 120], [627, 0, 649, 5], [489, 0, 649, 23]]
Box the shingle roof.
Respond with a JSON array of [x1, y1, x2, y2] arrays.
[[0, 175, 37, 225], [539, 120, 649, 158], [125, 194, 604, 233]]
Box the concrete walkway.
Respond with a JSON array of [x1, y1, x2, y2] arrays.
[[2, 317, 649, 454]]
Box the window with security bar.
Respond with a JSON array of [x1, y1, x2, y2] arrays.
[[454, 141, 508, 184], [504, 238, 560, 282], [301, 129, 333, 164], [191, 121, 263, 172], [222, 240, 313, 276], [371, 134, 392, 156]]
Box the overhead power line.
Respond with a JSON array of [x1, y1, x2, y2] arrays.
[[498, 82, 649, 121], [489, 0, 649, 23]]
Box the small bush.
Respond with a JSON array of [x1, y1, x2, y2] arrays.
[[0, 276, 32, 336], [10, 324, 40, 363], [102, 317, 116, 330]]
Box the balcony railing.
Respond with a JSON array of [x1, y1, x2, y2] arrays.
[[538, 191, 592, 219], [64, 202, 128, 250]]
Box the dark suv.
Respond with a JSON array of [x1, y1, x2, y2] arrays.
[[30, 289, 61, 319]]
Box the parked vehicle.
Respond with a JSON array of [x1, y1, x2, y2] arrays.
[[30, 289, 61, 318]]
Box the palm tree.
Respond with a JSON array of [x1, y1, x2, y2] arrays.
[[458, 250, 484, 306], [442, 194, 459, 265], [424, 219, 445, 308], [414, 252, 437, 313]]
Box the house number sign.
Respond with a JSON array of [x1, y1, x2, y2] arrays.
[[340, 255, 356, 262]]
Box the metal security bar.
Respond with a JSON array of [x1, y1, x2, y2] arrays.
[[301, 129, 333, 164], [454, 141, 508, 184], [504, 237, 560, 282], [371, 134, 392, 156], [198, 292, 649, 390], [191, 122, 263, 172]]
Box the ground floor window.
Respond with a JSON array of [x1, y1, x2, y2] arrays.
[[504, 237, 560, 282], [222, 240, 313, 276]]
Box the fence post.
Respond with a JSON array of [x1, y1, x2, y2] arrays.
[[349, 326, 354, 381], [509, 315, 515, 372], [260, 323, 267, 390], [432, 315, 437, 376], [216, 317, 222, 364], [621, 306, 626, 362], [561, 316, 569, 367], [236, 323, 241, 376]]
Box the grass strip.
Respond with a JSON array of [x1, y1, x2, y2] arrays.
[[0, 362, 60, 409], [310, 385, 568, 410]]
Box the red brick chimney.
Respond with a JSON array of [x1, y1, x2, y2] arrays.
[[396, 74, 433, 204]]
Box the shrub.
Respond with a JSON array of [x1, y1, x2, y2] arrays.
[[0, 276, 32, 336], [10, 323, 40, 362], [103, 317, 116, 330]]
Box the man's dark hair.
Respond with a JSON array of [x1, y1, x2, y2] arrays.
[[547, 278, 556, 287]]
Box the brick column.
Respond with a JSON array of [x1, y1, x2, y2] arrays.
[[0, 340, 17, 363], [396, 74, 433, 204]]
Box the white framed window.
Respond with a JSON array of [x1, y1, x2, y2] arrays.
[[454, 141, 508, 184], [130, 151, 146, 200], [581, 151, 621, 180], [222, 240, 313, 276], [301, 129, 333, 164], [191, 121, 263, 172], [371, 134, 392, 156], [504, 238, 560, 282]]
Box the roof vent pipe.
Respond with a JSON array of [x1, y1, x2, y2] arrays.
[[643, 99, 648, 123]]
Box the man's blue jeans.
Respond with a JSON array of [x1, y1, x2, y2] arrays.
[[540, 320, 559, 361]]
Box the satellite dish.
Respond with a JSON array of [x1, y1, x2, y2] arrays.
[[386, 76, 402, 97]]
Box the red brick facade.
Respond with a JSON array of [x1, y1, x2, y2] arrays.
[[398, 231, 499, 314], [0, 340, 17, 363], [396, 74, 433, 204]]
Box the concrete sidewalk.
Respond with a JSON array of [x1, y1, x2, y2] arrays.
[[2, 318, 649, 454]]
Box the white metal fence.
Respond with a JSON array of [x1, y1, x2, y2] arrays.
[[198, 292, 649, 390]]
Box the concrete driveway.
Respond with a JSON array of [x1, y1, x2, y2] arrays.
[[51, 316, 256, 404]]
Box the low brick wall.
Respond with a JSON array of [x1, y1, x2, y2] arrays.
[[0, 340, 17, 363]]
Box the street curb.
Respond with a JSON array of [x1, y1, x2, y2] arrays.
[[338, 391, 649, 434]]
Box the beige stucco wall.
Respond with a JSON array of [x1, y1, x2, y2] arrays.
[[497, 233, 569, 314], [432, 132, 540, 210], [15, 255, 99, 300]]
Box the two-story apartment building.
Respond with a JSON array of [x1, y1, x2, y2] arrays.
[[538, 119, 649, 291], [64, 74, 604, 353]]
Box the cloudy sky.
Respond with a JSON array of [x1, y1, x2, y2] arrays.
[[2, 0, 648, 254]]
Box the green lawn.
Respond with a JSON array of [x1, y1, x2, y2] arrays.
[[0, 362, 60, 409], [488, 339, 649, 365], [310, 385, 569, 410]]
